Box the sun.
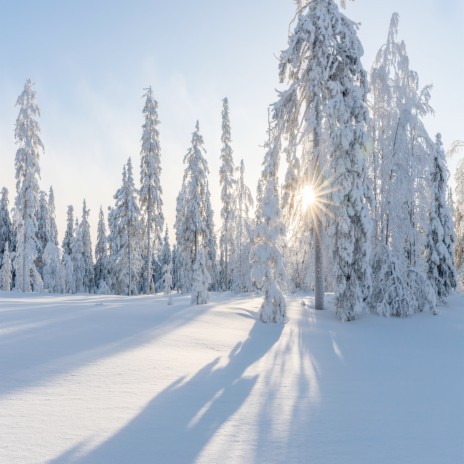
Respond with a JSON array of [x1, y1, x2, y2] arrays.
[[301, 184, 316, 209]]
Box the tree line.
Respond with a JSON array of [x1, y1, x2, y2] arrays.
[[0, 1, 462, 324]]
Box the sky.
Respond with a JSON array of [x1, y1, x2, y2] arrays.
[[0, 0, 463, 245]]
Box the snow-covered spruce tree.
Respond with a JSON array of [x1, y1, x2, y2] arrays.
[[231, 159, 254, 292], [277, 0, 372, 320], [151, 226, 170, 293], [1, 242, 12, 291], [175, 121, 212, 304], [163, 260, 173, 305], [71, 218, 85, 293], [35, 189, 49, 279], [0, 187, 13, 268], [94, 206, 110, 293], [139, 87, 164, 294], [13, 79, 44, 292], [171, 244, 182, 292], [204, 179, 219, 290], [62, 205, 75, 293], [191, 249, 211, 304], [109, 158, 143, 295], [62, 205, 74, 257], [368, 244, 436, 316], [80, 200, 94, 292], [47, 187, 58, 243], [159, 226, 172, 273], [424, 134, 457, 301], [250, 125, 287, 323], [219, 97, 236, 291], [42, 186, 62, 293]]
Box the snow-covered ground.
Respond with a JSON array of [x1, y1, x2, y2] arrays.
[[0, 291, 463, 464]]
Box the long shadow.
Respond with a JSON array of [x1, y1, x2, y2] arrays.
[[0, 293, 209, 397], [57, 320, 283, 464]]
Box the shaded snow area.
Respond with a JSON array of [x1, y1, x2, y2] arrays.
[[0, 292, 463, 464]]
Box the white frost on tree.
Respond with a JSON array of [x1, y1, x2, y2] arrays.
[[62, 205, 75, 293], [454, 151, 464, 285], [424, 134, 457, 301], [71, 218, 85, 293], [13, 79, 43, 292], [368, 13, 437, 316], [175, 121, 212, 304], [0, 187, 13, 270], [204, 179, 218, 290], [139, 87, 164, 294], [250, 125, 287, 323], [1, 242, 12, 291], [80, 200, 94, 292], [191, 249, 211, 305], [277, 0, 372, 320], [219, 97, 236, 291], [35, 189, 49, 279], [109, 158, 143, 295], [231, 159, 254, 293], [94, 206, 110, 293], [163, 260, 173, 305], [42, 187, 62, 293]]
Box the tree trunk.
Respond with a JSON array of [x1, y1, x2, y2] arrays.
[[314, 214, 324, 310], [147, 202, 152, 294], [128, 225, 132, 296]]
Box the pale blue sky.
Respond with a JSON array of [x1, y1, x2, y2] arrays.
[[0, 0, 463, 242]]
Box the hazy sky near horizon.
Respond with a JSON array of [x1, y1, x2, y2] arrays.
[[0, 0, 463, 244]]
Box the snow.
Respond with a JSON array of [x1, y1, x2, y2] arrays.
[[0, 291, 463, 463]]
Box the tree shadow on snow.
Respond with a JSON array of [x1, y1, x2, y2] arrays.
[[60, 320, 283, 464], [0, 294, 208, 398]]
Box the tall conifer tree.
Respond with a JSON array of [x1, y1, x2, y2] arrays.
[[139, 87, 164, 293], [219, 97, 235, 291], [13, 79, 43, 292]]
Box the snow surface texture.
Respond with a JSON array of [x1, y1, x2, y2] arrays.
[[0, 292, 463, 463]]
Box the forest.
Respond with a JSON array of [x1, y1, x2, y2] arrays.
[[0, 2, 463, 325]]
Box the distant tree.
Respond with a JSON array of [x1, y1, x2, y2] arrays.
[[250, 125, 287, 323], [47, 187, 59, 246], [174, 189, 188, 292], [204, 180, 218, 290], [62, 205, 74, 257], [219, 97, 236, 291], [163, 261, 173, 305], [231, 159, 254, 292], [1, 242, 12, 291], [35, 189, 49, 278], [424, 134, 457, 301], [71, 218, 85, 293], [62, 205, 75, 293], [80, 200, 94, 292], [171, 244, 182, 292], [109, 158, 143, 295], [175, 121, 212, 304], [42, 186, 62, 293], [159, 227, 172, 273], [191, 249, 211, 305], [13, 79, 43, 292], [62, 253, 75, 294], [139, 87, 164, 293], [94, 206, 109, 292], [0, 187, 13, 268]]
